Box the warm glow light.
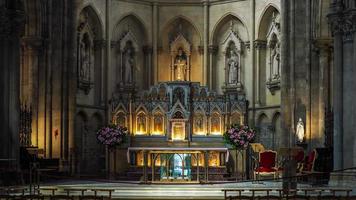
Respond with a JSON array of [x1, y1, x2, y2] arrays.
[[172, 122, 185, 140], [152, 131, 163, 135], [194, 131, 206, 136], [135, 131, 146, 135], [211, 131, 222, 135]]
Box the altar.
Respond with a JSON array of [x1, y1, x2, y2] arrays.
[[127, 147, 229, 183]]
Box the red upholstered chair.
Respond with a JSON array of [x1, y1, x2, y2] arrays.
[[302, 150, 317, 173], [294, 149, 305, 173], [254, 150, 278, 180]]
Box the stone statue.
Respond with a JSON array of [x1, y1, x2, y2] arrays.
[[271, 42, 280, 80], [79, 38, 91, 82], [296, 118, 304, 143], [174, 48, 187, 81], [123, 44, 135, 83], [137, 114, 146, 133], [195, 115, 203, 133], [227, 49, 239, 84], [154, 115, 163, 133]]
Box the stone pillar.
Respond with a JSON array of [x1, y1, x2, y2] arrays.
[[203, 1, 209, 86], [143, 45, 153, 89], [21, 37, 42, 147], [152, 3, 158, 84], [94, 39, 106, 105], [280, 0, 292, 147], [314, 39, 332, 148], [329, 14, 344, 170], [341, 21, 354, 168], [105, 0, 111, 119], [0, 4, 25, 169], [254, 40, 266, 106], [208, 45, 218, 89]]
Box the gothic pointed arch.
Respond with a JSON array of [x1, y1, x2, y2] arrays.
[[211, 14, 248, 94], [112, 14, 149, 90]]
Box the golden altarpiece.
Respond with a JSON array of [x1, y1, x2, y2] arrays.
[[109, 34, 248, 183]]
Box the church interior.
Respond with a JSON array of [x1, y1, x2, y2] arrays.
[[1, 0, 356, 199]]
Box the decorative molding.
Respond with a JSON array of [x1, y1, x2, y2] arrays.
[[208, 45, 218, 54], [253, 40, 267, 49], [143, 45, 153, 54], [198, 45, 204, 55], [244, 41, 251, 51], [94, 39, 106, 50], [312, 39, 333, 55]]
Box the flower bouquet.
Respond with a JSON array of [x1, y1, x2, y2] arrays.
[[96, 124, 128, 148], [223, 124, 256, 149]]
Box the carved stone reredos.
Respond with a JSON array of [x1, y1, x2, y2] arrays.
[[119, 30, 139, 52], [170, 34, 191, 56]]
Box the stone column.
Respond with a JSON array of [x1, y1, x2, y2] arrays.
[[94, 39, 106, 105], [329, 13, 344, 170], [203, 1, 209, 86], [0, 5, 25, 169], [143, 45, 153, 89], [105, 0, 111, 121], [152, 3, 158, 84], [254, 40, 266, 106], [208, 45, 218, 89], [280, 0, 292, 147], [21, 37, 42, 147], [341, 21, 354, 169], [314, 39, 332, 148]]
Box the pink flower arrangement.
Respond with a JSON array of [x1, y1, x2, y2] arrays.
[[96, 124, 128, 147], [224, 124, 255, 149]]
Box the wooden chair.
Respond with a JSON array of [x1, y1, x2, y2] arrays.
[[253, 150, 278, 180]]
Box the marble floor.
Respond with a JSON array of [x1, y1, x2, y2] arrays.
[[38, 180, 356, 200]]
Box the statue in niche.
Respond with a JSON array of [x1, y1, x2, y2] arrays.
[[173, 87, 185, 104], [195, 115, 204, 133], [211, 115, 220, 133], [174, 48, 187, 81], [79, 34, 91, 83], [271, 42, 280, 80], [137, 114, 146, 133], [116, 113, 126, 127], [123, 41, 135, 83], [227, 47, 239, 85], [296, 118, 305, 143], [154, 114, 163, 133]]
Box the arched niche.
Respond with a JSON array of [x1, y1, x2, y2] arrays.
[[74, 111, 88, 175], [152, 107, 165, 136], [115, 110, 127, 128], [257, 6, 281, 98], [257, 113, 272, 149], [112, 15, 148, 90], [159, 17, 202, 83], [193, 108, 206, 136], [135, 108, 148, 136], [211, 14, 248, 94], [210, 110, 222, 135], [76, 6, 104, 106], [272, 112, 281, 150]]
